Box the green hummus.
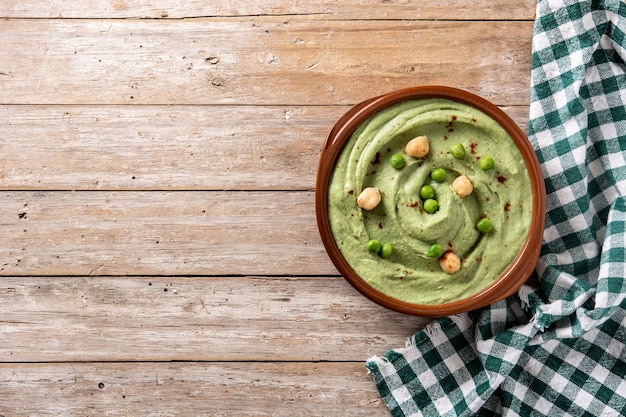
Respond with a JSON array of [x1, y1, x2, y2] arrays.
[[328, 98, 532, 305]]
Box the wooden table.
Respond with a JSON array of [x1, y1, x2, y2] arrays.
[[0, 1, 535, 415]]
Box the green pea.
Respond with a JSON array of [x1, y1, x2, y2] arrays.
[[450, 143, 466, 159], [423, 199, 439, 214], [419, 185, 435, 200], [430, 168, 446, 183], [427, 243, 443, 259], [476, 218, 494, 233], [366, 239, 382, 253], [389, 153, 405, 169], [380, 242, 393, 258], [479, 156, 495, 171]]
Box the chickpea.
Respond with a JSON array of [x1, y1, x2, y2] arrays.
[[405, 135, 429, 158], [439, 251, 461, 274], [357, 187, 381, 210], [452, 174, 473, 198]]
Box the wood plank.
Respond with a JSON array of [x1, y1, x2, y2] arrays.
[[0, 362, 390, 417], [0, 191, 336, 276], [0, 276, 429, 362], [0, 18, 534, 106], [0, 0, 536, 20], [0, 105, 328, 191], [0, 105, 530, 191], [0, 3, 536, 416]]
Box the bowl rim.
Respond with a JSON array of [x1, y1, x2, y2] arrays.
[[315, 85, 546, 317]]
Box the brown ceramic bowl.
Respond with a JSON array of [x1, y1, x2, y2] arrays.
[[315, 86, 546, 317]]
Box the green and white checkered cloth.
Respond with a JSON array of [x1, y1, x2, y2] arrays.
[[366, 0, 626, 415]]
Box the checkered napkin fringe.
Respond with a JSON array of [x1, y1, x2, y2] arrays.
[[366, 1, 626, 415]]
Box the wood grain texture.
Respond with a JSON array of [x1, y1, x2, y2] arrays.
[[0, 18, 533, 106], [0, 191, 335, 276], [0, 276, 430, 362], [0, 105, 328, 191], [0, 2, 537, 415], [0, 0, 536, 20], [0, 362, 391, 417], [0, 105, 529, 191]]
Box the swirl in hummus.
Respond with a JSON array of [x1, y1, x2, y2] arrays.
[[328, 98, 533, 305]]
